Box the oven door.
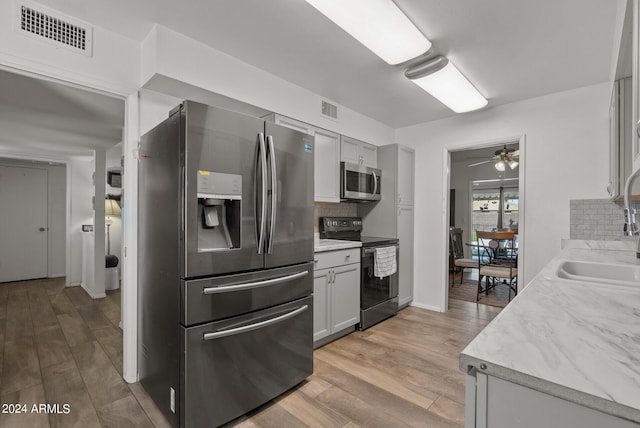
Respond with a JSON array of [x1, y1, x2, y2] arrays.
[[360, 245, 399, 309], [341, 162, 382, 201]]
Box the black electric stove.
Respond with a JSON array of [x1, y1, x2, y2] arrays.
[[319, 217, 398, 330], [319, 217, 398, 247]]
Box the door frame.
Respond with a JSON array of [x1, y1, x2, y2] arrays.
[[0, 63, 137, 383], [441, 134, 526, 311]]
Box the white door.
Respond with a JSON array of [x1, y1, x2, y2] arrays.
[[0, 165, 48, 282]]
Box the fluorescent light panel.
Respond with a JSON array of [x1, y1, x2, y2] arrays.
[[305, 0, 431, 65], [409, 61, 488, 113]]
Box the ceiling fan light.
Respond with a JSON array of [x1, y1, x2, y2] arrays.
[[305, 0, 432, 65], [508, 160, 519, 169], [405, 57, 488, 113], [494, 160, 506, 171]]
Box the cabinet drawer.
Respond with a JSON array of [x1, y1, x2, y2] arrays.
[[314, 248, 359, 271]]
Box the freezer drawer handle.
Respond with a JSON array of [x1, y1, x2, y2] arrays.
[[202, 270, 309, 295], [202, 304, 309, 340]]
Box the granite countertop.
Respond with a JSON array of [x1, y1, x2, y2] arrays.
[[460, 240, 640, 423], [314, 239, 362, 253]]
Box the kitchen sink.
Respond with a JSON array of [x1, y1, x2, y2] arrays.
[[556, 260, 640, 287]]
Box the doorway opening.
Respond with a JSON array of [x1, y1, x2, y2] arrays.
[[445, 139, 524, 309]]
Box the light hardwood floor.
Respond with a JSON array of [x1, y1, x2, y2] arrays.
[[0, 278, 500, 427]]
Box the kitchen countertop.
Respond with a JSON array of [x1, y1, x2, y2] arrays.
[[459, 240, 640, 423], [314, 239, 362, 253]]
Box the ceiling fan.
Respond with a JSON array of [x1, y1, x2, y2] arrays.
[[467, 146, 519, 171]]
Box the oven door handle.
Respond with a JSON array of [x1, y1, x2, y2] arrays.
[[363, 245, 398, 255], [202, 305, 309, 340], [202, 270, 308, 295]]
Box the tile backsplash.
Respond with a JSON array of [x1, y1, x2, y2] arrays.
[[570, 198, 640, 241], [314, 203, 358, 233]]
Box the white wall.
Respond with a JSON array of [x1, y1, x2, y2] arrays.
[[396, 82, 610, 311], [105, 143, 122, 270], [47, 164, 66, 277], [140, 25, 395, 146], [67, 158, 94, 285], [0, 0, 139, 95]]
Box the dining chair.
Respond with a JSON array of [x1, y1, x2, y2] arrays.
[[475, 230, 518, 302], [449, 227, 477, 286]]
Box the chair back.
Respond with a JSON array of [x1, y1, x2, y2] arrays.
[[476, 230, 517, 266], [449, 227, 465, 259]]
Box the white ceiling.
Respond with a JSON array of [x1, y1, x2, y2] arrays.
[[0, 69, 125, 159], [36, 0, 621, 128]]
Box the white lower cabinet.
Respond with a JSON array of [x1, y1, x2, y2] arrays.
[[466, 372, 637, 428], [313, 249, 360, 345]]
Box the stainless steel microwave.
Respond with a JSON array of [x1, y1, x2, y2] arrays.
[[340, 162, 382, 201]]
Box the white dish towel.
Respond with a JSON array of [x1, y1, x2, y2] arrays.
[[374, 246, 397, 279]]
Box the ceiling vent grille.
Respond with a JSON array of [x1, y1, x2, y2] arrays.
[[321, 100, 338, 120], [16, 1, 93, 56]]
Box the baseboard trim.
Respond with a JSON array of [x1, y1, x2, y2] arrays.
[[410, 301, 444, 313], [81, 283, 106, 300], [48, 273, 65, 278]]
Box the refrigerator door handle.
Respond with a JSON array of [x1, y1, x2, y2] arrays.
[[267, 135, 277, 254], [255, 133, 268, 254], [202, 270, 308, 295], [202, 304, 309, 340]]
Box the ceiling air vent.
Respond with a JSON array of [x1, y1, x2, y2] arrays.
[[16, 1, 93, 56], [321, 100, 338, 120]]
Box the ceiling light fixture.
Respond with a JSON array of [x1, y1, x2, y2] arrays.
[[405, 56, 488, 113], [494, 160, 506, 172], [304, 0, 432, 65], [508, 159, 519, 169]]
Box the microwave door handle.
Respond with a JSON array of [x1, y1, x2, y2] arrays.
[[255, 133, 267, 254], [372, 170, 378, 196], [267, 135, 277, 254]]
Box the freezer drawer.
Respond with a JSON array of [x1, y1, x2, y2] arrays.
[[181, 262, 313, 326], [180, 296, 313, 428]]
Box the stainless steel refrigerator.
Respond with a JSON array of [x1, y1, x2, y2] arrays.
[[138, 101, 314, 428]]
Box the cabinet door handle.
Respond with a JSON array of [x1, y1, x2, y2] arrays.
[[636, 120, 640, 139]]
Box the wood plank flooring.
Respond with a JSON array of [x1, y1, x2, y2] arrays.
[[0, 277, 167, 428], [223, 301, 501, 428], [1, 277, 501, 427]]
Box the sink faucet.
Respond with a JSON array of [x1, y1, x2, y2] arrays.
[[623, 167, 640, 258]]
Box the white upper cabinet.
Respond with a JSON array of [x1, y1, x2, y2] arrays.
[[631, 0, 640, 171], [264, 113, 340, 203], [397, 145, 415, 206], [267, 113, 314, 135], [340, 135, 377, 168], [313, 127, 341, 203]]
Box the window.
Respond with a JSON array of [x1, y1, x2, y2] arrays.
[[471, 185, 519, 240]]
